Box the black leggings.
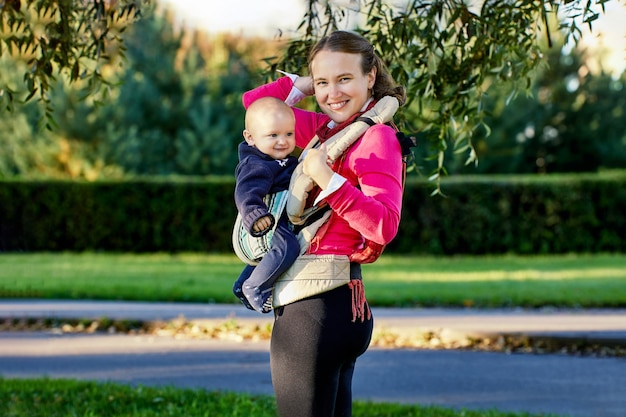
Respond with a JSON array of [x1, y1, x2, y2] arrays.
[[270, 283, 373, 417]]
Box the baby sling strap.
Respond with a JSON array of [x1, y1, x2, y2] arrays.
[[294, 107, 417, 264], [280, 110, 416, 321], [272, 96, 417, 317]]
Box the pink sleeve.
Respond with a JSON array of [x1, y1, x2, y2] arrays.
[[325, 124, 404, 244], [242, 77, 327, 149], [242, 77, 294, 108]]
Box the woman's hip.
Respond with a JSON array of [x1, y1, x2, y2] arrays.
[[272, 284, 373, 356]]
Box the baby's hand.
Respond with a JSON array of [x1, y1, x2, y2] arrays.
[[253, 215, 272, 233]]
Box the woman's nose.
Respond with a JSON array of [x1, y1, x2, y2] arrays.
[[329, 84, 342, 98]]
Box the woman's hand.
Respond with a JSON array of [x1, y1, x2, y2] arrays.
[[294, 75, 314, 96], [302, 143, 334, 189]]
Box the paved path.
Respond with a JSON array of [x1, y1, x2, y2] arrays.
[[1, 300, 626, 417]]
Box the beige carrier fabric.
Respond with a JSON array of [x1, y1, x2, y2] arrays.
[[272, 254, 351, 308]]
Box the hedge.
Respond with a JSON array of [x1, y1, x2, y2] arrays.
[[0, 177, 234, 253], [390, 171, 626, 254], [1, 171, 624, 254]]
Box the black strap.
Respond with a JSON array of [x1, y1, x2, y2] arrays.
[[396, 131, 417, 158], [356, 116, 376, 126], [292, 204, 331, 234], [350, 262, 362, 279]]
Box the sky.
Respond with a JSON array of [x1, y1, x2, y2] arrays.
[[158, 0, 625, 76], [158, 0, 308, 38]]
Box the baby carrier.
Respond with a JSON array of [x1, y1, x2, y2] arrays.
[[232, 96, 401, 265], [232, 96, 416, 317]]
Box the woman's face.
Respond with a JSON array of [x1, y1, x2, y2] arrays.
[[310, 49, 376, 124]]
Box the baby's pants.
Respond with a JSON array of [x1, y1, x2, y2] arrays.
[[236, 220, 299, 291]]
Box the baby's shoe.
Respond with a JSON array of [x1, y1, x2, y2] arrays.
[[242, 285, 273, 314], [233, 282, 255, 311]]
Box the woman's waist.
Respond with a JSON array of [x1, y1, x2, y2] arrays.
[[307, 230, 363, 256]]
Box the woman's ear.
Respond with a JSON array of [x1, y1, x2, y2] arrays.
[[367, 67, 377, 90]]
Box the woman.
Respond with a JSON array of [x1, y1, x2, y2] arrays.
[[242, 30, 406, 417]]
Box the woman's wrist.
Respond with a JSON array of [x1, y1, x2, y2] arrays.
[[313, 173, 346, 205], [312, 166, 334, 190], [294, 76, 314, 96]]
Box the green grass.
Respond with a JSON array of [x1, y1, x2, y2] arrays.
[[0, 378, 566, 417], [365, 254, 626, 308], [1, 252, 625, 308]]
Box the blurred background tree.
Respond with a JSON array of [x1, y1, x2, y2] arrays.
[[477, 49, 626, 174], [1, 2, 280, 178], [419, 41, 626, 175], [0, 0, 144, 116], [67, 10, 259, 177]]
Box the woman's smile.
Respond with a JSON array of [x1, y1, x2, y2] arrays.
[[328, 100, 348, 111]]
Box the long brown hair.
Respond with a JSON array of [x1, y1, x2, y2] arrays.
[[308, 30, 406, 106]]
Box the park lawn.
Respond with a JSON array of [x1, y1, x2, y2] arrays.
[[0, 252, 625, 308], [0, 378, 567, 417], [364, 254, 626, 308]]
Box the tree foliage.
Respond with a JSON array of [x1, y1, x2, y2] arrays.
[[0, 0, 147, 122], [0, 0, 619, 181], [93, 13, 257, 176], [269, 0, 612, 189], [0, 4, 272, 179]]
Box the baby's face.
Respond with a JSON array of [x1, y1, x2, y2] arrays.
[[246, 110, 296, 160]]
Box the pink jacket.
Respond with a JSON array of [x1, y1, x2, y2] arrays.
[[242, 77, 403, 257]]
